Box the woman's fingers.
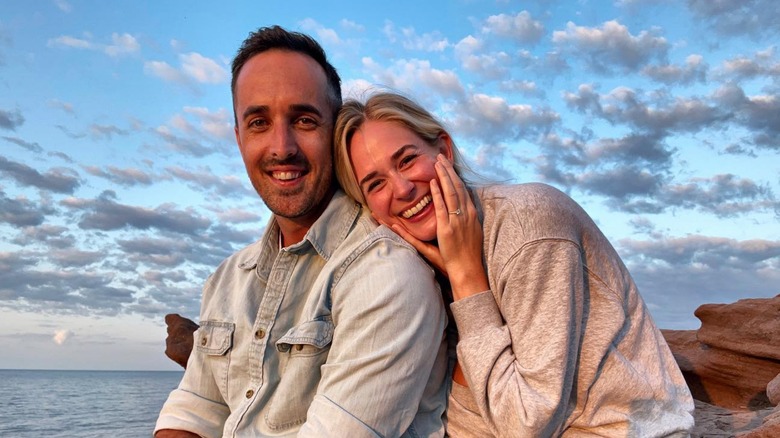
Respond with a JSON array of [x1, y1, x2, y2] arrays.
[[435, 154, 470, 219], [437, 166, 459, 216], [430, 177, 452, 226]]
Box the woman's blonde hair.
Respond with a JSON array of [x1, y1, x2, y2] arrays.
[[334, 91, 470, 205]]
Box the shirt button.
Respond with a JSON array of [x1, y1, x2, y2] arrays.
[[200, 336, 207, 346], [295, 344, 304, 351], [245, 389, 254, 399], [255, 329, 265, 339]]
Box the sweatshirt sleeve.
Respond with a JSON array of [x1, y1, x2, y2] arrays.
[[450, 239, 585, 437]]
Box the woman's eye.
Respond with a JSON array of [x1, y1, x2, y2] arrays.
[[399, 154, 418, 167], [366, 180, 382, 193]]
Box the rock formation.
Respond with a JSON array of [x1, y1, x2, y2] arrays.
[[661, 294, 780, 437]]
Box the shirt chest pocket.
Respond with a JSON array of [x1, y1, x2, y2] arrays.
[[265, 319, 334, 431], [195, 321, 234, 354], [194, 321, 235, 397]]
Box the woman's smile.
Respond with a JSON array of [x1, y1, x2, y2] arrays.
[[402, 195, 433, 219]]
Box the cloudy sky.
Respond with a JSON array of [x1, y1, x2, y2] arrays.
[[1, 0, 778, 370]]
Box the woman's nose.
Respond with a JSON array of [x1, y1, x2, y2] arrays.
[[390, 173, 414, 199]]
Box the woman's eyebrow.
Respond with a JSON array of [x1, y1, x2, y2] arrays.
[[358, 144, 417, 189]]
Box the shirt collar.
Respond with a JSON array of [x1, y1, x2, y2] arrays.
[[291, 189, 360, 261], [237, 189, 361, 270]]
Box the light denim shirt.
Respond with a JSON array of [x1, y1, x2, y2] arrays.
[[155, 190, 448, 437]]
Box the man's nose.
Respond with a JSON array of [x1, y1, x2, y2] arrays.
[[269, 124, 298, 159]]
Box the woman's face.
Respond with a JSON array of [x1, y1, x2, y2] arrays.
[[349, 120, 451, 242]]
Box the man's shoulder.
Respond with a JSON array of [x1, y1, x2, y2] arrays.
[[209, 238, 266, 277], [331, 218, 440, 303], [340, 212, 419, 260]]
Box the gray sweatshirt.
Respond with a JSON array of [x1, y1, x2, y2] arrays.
[[446, 183, 694, 437]]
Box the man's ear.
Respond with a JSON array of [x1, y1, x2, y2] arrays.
[[234, 125, 241, 150], [438, 133, 454, 161]]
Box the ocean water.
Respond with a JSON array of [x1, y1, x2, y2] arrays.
[[0, 369, 183, 438]]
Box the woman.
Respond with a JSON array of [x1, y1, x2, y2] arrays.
[[333, 91, 695, 437]]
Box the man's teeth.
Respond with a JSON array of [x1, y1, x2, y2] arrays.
[[402, 195, 432, 219], [273, 171, 301, 181]]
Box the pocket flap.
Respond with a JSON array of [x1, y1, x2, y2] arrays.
[[195, 321, 235, 355], [276, 319, 334, 350]]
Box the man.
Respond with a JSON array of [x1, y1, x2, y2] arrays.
[[155, 26, 448, 437]]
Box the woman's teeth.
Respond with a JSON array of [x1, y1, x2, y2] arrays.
[[402, 195, 432, 219]]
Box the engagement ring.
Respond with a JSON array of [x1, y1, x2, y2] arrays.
[[449, 208, 462, 215]]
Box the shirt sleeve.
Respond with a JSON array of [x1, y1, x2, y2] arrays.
[[298, 237, 447, 437], [450, 239, 585, 437], [154, 291, 231, 437]]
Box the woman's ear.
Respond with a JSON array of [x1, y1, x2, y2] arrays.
[[438, 133, 454, 161]]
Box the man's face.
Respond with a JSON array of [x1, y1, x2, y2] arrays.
[[233, 50, 335, 226]]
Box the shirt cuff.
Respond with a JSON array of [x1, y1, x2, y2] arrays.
[[155, 388, 229, 437], [449, 290, 502, 338]]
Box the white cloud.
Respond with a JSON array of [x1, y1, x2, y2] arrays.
[[299, 18, 341, 46], [342, 78, 375, 100], [54, 0, 72, 12], [48, 99, 75, 114], [183, 107, 232, 140], [53, 329, 73, 345], [180, 53, 228, 84], [552, 20, 668, 72], [144, 60, 186, 83], [47, 32, 139, 57], [48, 35, 91, 49], [104, 33, 139, 57], [380, 22, 449, 52], [339, 19, 365, 32], [361, 57, 464, 98], [145, 53, 227, 86], [482, 11, 545, 44]]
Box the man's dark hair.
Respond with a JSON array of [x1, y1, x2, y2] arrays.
[[231, 25, 342, 124]]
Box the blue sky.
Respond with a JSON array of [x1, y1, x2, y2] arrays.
[[1, 0, 778, 370]]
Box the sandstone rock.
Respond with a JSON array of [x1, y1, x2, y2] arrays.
[[767, 373, 780, 406], [695, 295, 780, 361], [663, 329, 780, 409], [692, 400, 776, 437], [736, 405, 780, 437]]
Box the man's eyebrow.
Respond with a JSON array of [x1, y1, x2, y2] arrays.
[[358, 144, 417, 188], [289, 104, 323, 117], [241, 104, 323, 122], [241, 105, 268, 122]]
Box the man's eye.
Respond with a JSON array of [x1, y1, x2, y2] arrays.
[[296, 116, 318, 127], [249, 118, 268, 129]]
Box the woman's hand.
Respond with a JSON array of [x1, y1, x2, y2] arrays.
[[393, 155, 489, 300]]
